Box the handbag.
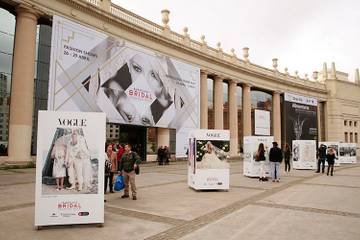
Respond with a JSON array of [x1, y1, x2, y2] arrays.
[[135, 165, 140, 175], [114, 175, 125, 191]]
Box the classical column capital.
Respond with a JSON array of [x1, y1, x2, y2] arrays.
[[241, 82, 252, 89], [16, 4, 41, 21], [200, 69, 210, 76], [273, 90, 282, 95], [228, 79, 238, 85], [214, 75, 224, 82]]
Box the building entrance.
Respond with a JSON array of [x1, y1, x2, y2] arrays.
[[119, 125, 147, 161]]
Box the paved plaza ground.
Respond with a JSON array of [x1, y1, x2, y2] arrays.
[[0, 159, 360, 240]]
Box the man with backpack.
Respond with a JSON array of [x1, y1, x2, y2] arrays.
[[119, 144, 141, 200]]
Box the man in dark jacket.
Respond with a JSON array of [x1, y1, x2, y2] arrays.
[[269, 141, 283, 182], [316, 144, 327, 173], [119, 144, 141, 200]]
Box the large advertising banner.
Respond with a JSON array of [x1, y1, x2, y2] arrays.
[[48, 15, 200, 157], [283, 93, 318, 146], [188, 130, 230, 190], [292, 140, 317, 169], [319, 142, 340, 166], [254, 109, 270, 136], [35, 111, 106, 227], [243, 136, 274, 177], [338, 143, 357, 164]]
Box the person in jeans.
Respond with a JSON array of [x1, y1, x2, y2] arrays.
[[105, 144, 117, 193], [326, 147, 336, 176], [316, 144, 327, 173], [119, 144, 141, 200], [269, 141, 283, 182], [284, 143, 291, 172], [255, 143, 267, 181]]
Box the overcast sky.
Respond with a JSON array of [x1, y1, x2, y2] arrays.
[[112, 0, 360, 81]]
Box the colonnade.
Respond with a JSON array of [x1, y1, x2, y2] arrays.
[[199, 71, 282, 156]]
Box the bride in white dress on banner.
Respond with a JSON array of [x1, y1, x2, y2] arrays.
[[197, 141, 229, 169]]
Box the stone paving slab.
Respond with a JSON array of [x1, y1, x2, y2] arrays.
[[0, 172, 35, 186], [230, 173, 303, 190], [0, 183, 34, 209], [335, 166, 360, 176], [304, 174, 360, 188], [136, 172, 186, 188], [258, 184, 360, 214], [0, 207, 172, 240], [107, 182, 263, 221], [179, 205, 360, 240]]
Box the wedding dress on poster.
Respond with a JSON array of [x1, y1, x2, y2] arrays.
[[197, 141, 229, 169]]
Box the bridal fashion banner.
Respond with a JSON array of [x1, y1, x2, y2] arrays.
[[35, 111, 106, 227], [48, 15, 200, 157], [188, 129, 230, 190]]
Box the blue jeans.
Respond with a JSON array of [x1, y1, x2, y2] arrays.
[[270, 162, 280, 180]]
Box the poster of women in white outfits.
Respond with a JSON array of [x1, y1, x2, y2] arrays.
[[35, 111, 106, 227]]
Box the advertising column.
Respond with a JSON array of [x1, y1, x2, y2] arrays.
[[35, 111, 106, 227], [188, 129, 230, 190]]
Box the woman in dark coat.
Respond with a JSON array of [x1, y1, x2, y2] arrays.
[[284, 143, 291, 172], [326, 147, 336, 176]]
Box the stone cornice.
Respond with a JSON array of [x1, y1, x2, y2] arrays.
[[20, 0, 327, 97]]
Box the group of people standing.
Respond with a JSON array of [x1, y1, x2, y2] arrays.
[[104, 143, 141, 200], [316, 144, 336, 176], [255, 141, 337, 183], [157, 146, 171, 165]]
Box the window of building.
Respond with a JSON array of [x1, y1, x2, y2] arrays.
[[207, 78, 214, 129], [146, 127, 157, 154], [345, 132, 348, 142], [349, 121, 352, 127], [344, 120, 347, 126], [223, 82, 229, 130], [355, 121, 357, 127], [0, 8, 15, 156], [251, 90, 272, 135], [355, 133, 358, 143], [350, 132, 353, 142], [31, 23, 52, 155]]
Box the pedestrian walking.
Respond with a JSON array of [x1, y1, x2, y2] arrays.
[[255, 143, 267, 181], [326, 147, 336, 176], [105, 143, 117, 193], [316, 144, 327, 173], [119, 144, 141, 200], [164, 146, 170, 165], [269, 141, 283, 182], [157, 146, 164, 165], [284, 143, 291, 172]]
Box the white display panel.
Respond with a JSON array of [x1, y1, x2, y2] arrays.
[[188, 129, 230, 190], [254, 109, 270, 136], [35, 111, 106, 227], [292, 140, 317, 169], [338, 143, 357, 164], [243, 136, 274, 177]]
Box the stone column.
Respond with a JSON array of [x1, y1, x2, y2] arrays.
[[242, 84, 252, 136], [157, 128, 170, 148], [8, 5, 39, 163], [228, 80, 238, 156], [317, 102, 322, 141], [214, 76, 223, 129], [272, 91, 281, 145], [200, 71, 208, 129]]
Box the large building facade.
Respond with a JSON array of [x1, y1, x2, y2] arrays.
[[0, 0, 359, 164]]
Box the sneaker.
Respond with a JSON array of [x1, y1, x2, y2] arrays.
[[132, 196, 137, 200], [67, 185, 75, 190], [121, 195, 129, 198]]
